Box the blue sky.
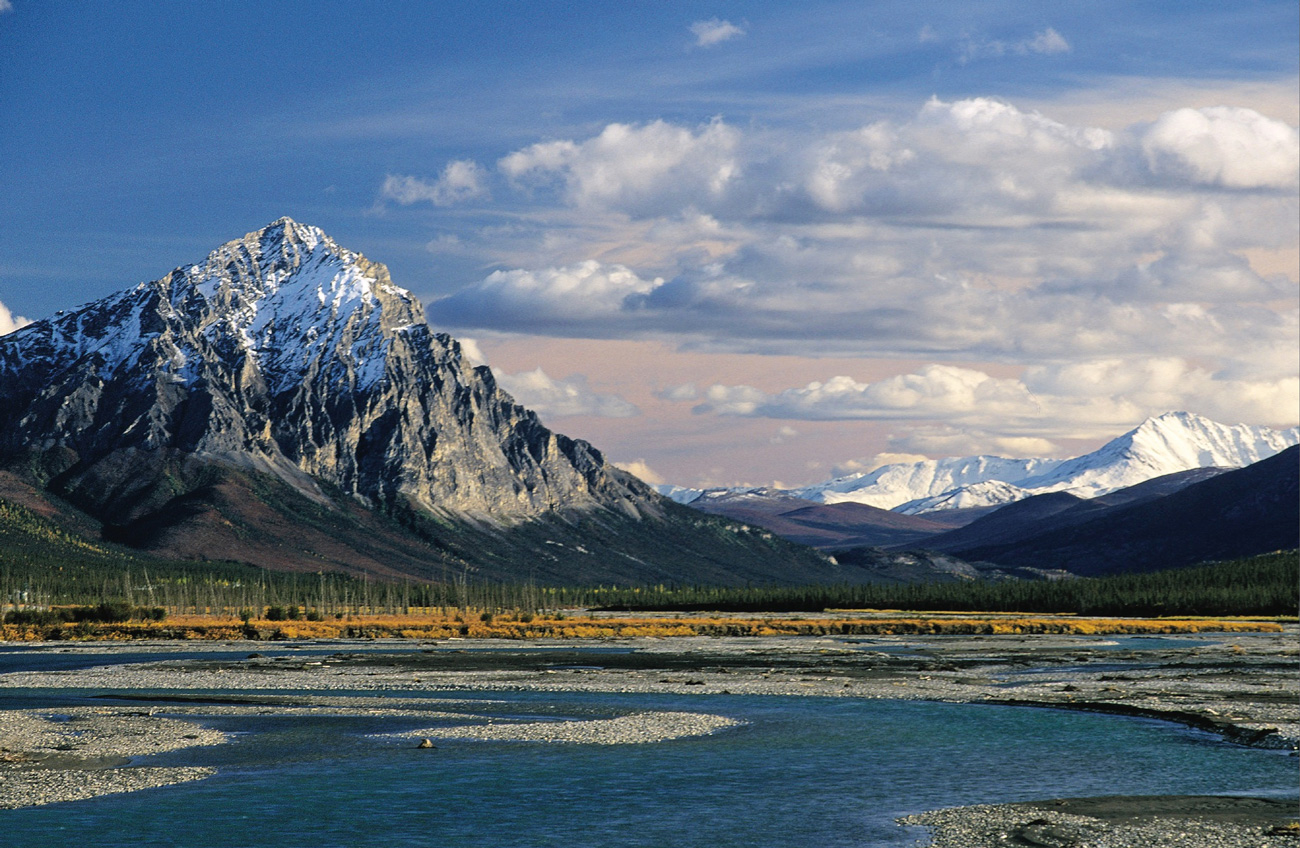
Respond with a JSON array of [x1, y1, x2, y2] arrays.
[[1, 1, 1297, 487]]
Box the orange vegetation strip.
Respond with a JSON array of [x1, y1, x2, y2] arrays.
[[0, 613, 1283, 642]]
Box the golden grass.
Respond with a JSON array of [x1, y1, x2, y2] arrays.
[[0, 610, 1284, 642]]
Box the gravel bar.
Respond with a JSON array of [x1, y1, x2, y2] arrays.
[[0, 627, 1294, 838], [378, 710, 743, 745]]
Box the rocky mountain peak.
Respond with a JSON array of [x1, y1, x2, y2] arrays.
[[0, 220, 658, 524]]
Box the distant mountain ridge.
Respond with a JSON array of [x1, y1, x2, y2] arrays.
[[936, 445, 1299, 576], [659, 412, 1298, 514]]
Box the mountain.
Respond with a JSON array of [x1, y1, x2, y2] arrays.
[[1013, 411, 1298, 498], [683, 488, 974, 549], [790, 455, 1060, 510], [915, 467, 1229, 556], [0, 219, 841, 586], [894, 480, 1034, 515], [943, 447, 1299, 576], [0, 218, 646, 521], [753, 411, 1296, 513]]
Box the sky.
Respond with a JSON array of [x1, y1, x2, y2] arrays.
[[1, 1, 1297, 489]]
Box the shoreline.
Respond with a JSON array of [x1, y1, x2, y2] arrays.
[[0, 630, 1295, 843]]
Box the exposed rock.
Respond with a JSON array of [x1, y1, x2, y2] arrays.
[[0, 218, 654, 523], [0, 219, 840, 585]]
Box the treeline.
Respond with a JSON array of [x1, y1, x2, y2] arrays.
[[1, 493, 1295, 618], [586, 552, 1299, 617], [4, 602, 166, 626]]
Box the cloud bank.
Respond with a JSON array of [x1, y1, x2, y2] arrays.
[[687, 361, 1298, 446], [426, 100, 1295, 402], [408, 97, 1298, 455]]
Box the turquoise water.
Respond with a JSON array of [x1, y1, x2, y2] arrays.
[[2, 688, 1294, 847]]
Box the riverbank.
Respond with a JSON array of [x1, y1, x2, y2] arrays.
[[0, 629, 1295, 842], [903, 795, 1299, 847], [0, 609, 1285, 641]]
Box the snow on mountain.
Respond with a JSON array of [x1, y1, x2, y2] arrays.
[[790, 455, 1062, 510], [894, 480, 1035, 515], [654, 484, 706, 505], [0, 218, 659, 520], [0, 218, 423, 397], [663, 411, 1299, 515], [1015, 411, 1300, 498]]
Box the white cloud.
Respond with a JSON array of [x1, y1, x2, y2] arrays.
[[0, 300, 30, 335], [498, 119, 740, 214], [1140, 106, 1299, 189], [887, 428, 1062, 459], [612, 459, 665, 485], [454, 336, 488, 367], [0, 2, 11, 14], [691, 360, 1299, 441], [769, 425, 799, 444], [961, 27, 1072, 61], [656, 382, 698, 401], [494, 367, 640, 418], [1026, 28, 1071, 55], [429, 96, 1298, 429], [695, 366, 1042, 422], [433, 260, 663, 330], [690, 18, 745, 47], [381, 160, 487, 206]]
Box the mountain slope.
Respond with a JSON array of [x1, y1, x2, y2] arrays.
[[947, 446, 1299, 575], [790, 455, 1060, 510], [917, 467, 1231, 555], [1015, 411, 1297, 498], [687, 490, 972, 549], [0, 219, 839, 585]]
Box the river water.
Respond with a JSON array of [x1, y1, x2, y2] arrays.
[[0, 645, 1294, 847]]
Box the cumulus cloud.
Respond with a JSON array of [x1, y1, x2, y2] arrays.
[[694, 366, 1042, 422], [656, 383, 699, 401], [887, 428, 1062, 459], [382, 160, 487, 206], [426, 96, 1297, 432], [0, 300, 30, 335], [433, 260, 663, 331], [454, 336, 488, 367], [0, 2, 11, 14], [690, 18, 745, 47], [691, 360, 1299, 444], [498, 119, 739, 214], [1140, 106, 1299, 189], [612, 459, 665, 485], [494, 367, 640, 418]]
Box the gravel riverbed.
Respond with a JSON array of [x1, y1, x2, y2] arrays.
[[0, 628, 1295, 844]]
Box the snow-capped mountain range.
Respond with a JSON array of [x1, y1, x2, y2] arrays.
[[658, 411, 1299, 514]]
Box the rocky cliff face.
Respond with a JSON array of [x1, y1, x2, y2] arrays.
[[0, 218, 655, 524]]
